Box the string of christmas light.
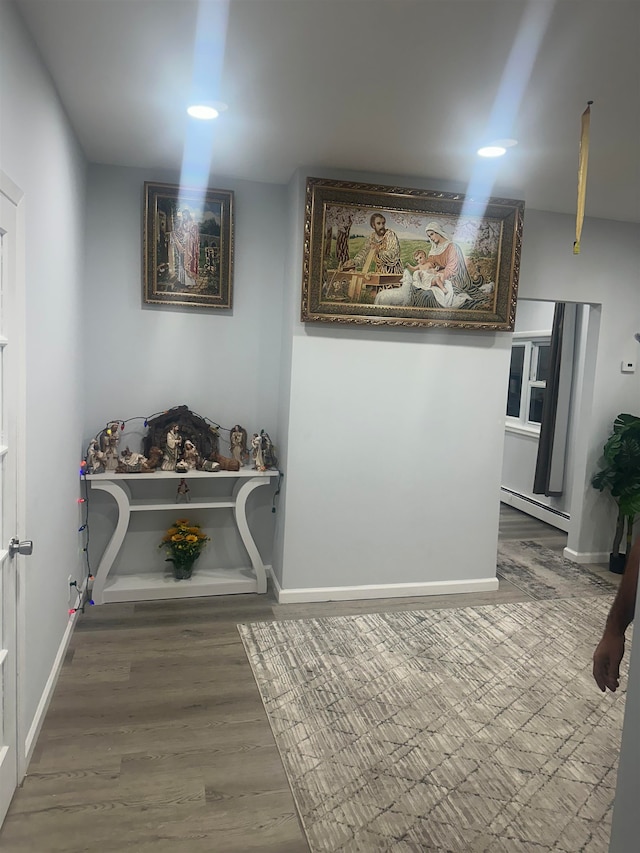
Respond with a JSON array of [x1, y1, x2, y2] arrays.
[[94, 411, 238, 442], [272, 471, 284, 514], [71, 464, 95, 615]]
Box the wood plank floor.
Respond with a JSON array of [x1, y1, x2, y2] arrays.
[[0, 507, 614, 852]]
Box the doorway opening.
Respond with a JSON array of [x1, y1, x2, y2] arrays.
[[501, 299, 599, 543]]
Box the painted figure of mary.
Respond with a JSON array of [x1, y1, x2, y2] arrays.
[[410, 221, 473, 309]]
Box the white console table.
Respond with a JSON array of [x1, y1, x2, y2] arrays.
[[86, 469, 278, 604]]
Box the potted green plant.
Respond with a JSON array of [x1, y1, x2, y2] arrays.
[[592, 413, 640, 573]]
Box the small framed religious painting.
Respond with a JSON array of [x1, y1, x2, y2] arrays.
[[301, 177, 524, 331], [143, 181, 234, 309]]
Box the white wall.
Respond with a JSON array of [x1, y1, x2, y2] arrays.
[[0, 0, 87, 744], [273, 168, 511, 597], [516, 210, 640, 557], [82, 165, 287, 570], [83, 165, 286, 440], [272, 175, 640, 596], [281, 330, 510, 592], [270, 175, 301, 586], [513, 299, 555, 333]]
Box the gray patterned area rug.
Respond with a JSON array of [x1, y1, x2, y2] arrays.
[[239, 597, 628, 853], [497, 541, 618, 600]]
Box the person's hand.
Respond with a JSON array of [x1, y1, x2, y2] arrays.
[[593, 631, 626, 692]]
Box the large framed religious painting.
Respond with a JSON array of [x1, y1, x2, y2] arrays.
[[143, 182, 234, 309], [301, 177, 524, 330]]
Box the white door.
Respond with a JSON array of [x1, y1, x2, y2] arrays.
[[0, 173, 25, 824]]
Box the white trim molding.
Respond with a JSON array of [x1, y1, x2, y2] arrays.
[[269, 574, 499, 605], [512, 329, 552, 340], [24, 583, 85, 765], [563, 548, 610, 565], [504, 422, 540, 439], [0, 171, 25, 206]]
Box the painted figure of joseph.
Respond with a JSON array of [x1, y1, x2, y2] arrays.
[[344, 213, 403, 275]]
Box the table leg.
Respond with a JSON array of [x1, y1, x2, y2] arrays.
[[232, 477, 271, 594], [90, 480, 132, 605]]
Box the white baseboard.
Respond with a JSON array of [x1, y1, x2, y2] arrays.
[[563, 547, 610, 565], [24, 583, 85, 766], [500, 489, 570, 532], [268, 572, 499, 604]]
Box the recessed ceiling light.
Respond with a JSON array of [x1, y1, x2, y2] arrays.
[[477, 145, 507, 158], [477, 138, 518, 158], [187, 101, 228, 120]]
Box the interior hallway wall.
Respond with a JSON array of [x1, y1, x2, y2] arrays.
[[274, 174, 640, 596], [0, 0, 87, 745], [82, 164, 287, 569], [270, 173, 301, 586], [274, 168, 514, 598], [516, 210, 640, 559], [82, 165, 286, 440]]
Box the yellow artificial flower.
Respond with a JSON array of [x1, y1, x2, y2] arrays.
[[160, 519, 210, 558]]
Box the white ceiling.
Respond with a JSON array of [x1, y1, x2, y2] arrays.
[[15, 0, 640, 223]]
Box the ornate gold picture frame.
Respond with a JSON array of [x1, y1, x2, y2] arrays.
[[143, 181, 234, 309], [301, 177, 524, 331]]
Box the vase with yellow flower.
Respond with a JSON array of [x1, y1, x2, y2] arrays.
[[159, 518, 210, 579]]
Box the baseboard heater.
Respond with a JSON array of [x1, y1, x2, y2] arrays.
[[500, 488, 570, 532]]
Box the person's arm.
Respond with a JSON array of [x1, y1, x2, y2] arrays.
[[343, 235, 371, 270], [593, 536, 640, 692]]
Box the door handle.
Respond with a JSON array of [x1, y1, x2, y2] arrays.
[[9, 538, 33, 557]]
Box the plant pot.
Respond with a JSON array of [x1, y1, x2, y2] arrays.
[[170, 558, 197, 580], [609, 553, 626, 575]]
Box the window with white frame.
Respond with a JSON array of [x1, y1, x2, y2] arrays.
[[506, 333, 551, 429]]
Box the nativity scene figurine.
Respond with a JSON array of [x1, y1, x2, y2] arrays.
[[84, 407, 277, 477]]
